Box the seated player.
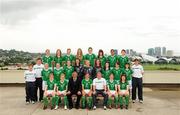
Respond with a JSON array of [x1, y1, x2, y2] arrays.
[[81, 73, 93, 109], [107, 74, 118, 109], [43, 73, 57, 110], [118, 74, 129, 109], [54, 73, 68, 110]]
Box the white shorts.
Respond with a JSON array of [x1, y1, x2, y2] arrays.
[[120, 90, 126, 94], [110, 90, 116, 95], [128, 80, 132, 89], [46, 90, 54, 95], [84, 89, 90, 94], [42, 81, 47, 91], [57, 90, 66, 95]]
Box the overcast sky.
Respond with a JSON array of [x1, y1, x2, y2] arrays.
[[0, 0, 180, 55]]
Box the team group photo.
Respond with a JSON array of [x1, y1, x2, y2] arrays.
[[25, 47, 144, 110]]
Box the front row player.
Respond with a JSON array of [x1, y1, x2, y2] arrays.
[[107, 73, 118, 109], [55, 73, 68, 110], [43, 73, 57, 110], [118, 74, 129, 109], [81, 73, 93, 109]]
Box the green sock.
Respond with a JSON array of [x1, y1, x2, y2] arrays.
[[114, 96, 118, 106], [82, 96, 86, 108], [55, 96, 59, 106], [108, 97, 112, 106], [88, 97, 92, 108], [51, 97, 56, 107], [119, 96, 123, 106], [125, 96, 129, 106], [43, 97, 48, 106], [64, 96, 68, 106]]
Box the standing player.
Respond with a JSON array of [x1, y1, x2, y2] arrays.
[[118, 74, 129, 109], [63, 48, 75, 66], [112, 62, 123, 82], [24, 64, 36, 104], [53, 63, 64, 82], [118, 49, 129, 69], [76, 48, 85, 64], [63, 60, 74, 80], [102, 62, 112, 81], [97, 49, 106, 68], [74, 58, 84, 81], [43, 73, 57, 110], [41, 63, 52, 97], [81, 73, 93, 109], [54, 49, 63, 66], [33, 58, 44, 102], [94, 59, 103, 75], [107, 49, 118, 70], [55, 73, 68, 110], [84, 47, 96, 67], [107, 74, 118, 109], [42, 49, 53, 68]]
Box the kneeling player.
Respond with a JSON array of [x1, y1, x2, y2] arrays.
[[81, 73, 93, 109], [107, 74, 118, 109], [55, 73, 68, 110], [118, 74, 129, 109], [43, 73, 57, 110]]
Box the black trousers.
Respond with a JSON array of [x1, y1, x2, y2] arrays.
[[93, 89, 108, 106], [132, 77, 143, 100], [67, 92, 82, 108], [35, 78, 43, 101], [25, 82, 35, 102]]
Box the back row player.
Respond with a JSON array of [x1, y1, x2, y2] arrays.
[[42, 47, 129, 70]]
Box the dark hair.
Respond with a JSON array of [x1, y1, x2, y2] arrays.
[[98, 49, 104, 58], [116, 62, 120, 65], [120, 74, 126, 83], [36, 57, 42, 61], [104, 61, 110, 70], [125, 63, 130, 69], [134, 58, 139, 62], [88, 47, 93, 50], [121, 49, 126, 53], [75, 58, 80, 66], [95, 59, 101, 68], [110, 49, 114, 52]]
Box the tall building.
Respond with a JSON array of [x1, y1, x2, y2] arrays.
[[162, 47, 166, 56], [114, 49, 118, 55], [155, 47, 161, 57], [148, 48, 155, 56], [166, 50, 173, 57], [126, 49, 130, 55]]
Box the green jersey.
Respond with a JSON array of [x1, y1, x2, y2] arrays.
[[41, 69, 52, 81], [82, 79, 93, 90], [47, 79, 56, 90], [119, 82, 129, 90], [118, 55, 129, 68], [107, 80, 117, 90], [53, 68, 64, 82], [107, 55, 117, 68], [54, 56, 63, 66], [98, 56, 106, 68], [56, 80, 68, 91], [85, 54, 96, 67], [64, 66, 74, 80], [42, 56, 53, 67], [112, 68, 123, 81], [63, 54, 75, 64], [102, 69, 112, 80], [123, 69, 133, 81]]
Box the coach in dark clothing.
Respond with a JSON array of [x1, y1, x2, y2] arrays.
[[67, 72, 82, 109]]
